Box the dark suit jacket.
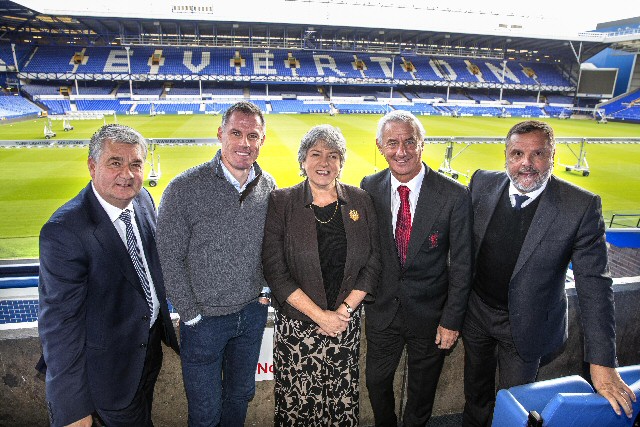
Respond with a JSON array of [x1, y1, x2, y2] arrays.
[[470, 170, 616, 365], [262, 180, 381, 322], [38, 183, 179, 427], [361, 165, 473, 338]]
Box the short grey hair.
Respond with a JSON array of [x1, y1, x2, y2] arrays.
[[298, 125, 347, 177], [221, 101, 266, 133], [89, 124, 148, 161], [505, 120, 555, 149], [376, 110, 426, 142]]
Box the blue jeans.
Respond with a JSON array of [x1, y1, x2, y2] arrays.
[[180, 301, 268, 427]]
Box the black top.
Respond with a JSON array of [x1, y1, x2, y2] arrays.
[[473, 187, 540, 310], [310, 201, 347, 310]]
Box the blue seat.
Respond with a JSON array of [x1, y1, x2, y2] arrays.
[[492, 365, 640, 427]]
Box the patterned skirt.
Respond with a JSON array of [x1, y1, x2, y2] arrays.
[[273, 309, 362, 427]]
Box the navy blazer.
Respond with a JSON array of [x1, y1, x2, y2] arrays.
[[361, 165, 474, 338], [38, 183, 179, 427], [470, 170, 616, 364], [262, 180, 381, 323]]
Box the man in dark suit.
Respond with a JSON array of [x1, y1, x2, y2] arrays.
[[38, 124, 179, 427], [462, 120, 636, 426], [361, 110, 473, 426]]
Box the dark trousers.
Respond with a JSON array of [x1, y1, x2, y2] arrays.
[[180, 301, 268, 427], [95, 319, 164, 427], [366, 308, 445, 427], [462, 291, 540, 427]]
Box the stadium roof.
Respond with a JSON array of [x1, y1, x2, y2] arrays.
[[0, 0, 635, 64]]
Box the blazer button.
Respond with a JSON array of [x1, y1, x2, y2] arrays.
[[142, 315, 149, 321], [140, 343, 147, 349], [394, 297, 400, 302]]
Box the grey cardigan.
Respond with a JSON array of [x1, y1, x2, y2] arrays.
[[157, 150, 276, 321]]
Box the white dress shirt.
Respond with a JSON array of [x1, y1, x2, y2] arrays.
[[390, 163, 426, 237], [91, 183, 160, 328], [508, 179, 548, 209]]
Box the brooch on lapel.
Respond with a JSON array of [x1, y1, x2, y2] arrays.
[[429, 232, 439, 248], [349, 210, 359, 221]]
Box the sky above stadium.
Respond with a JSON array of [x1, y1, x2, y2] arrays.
[[15, 0, 640, 36]]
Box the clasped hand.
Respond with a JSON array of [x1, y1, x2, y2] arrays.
[[316, 309, 350, 337]]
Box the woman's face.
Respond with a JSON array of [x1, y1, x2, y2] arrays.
[[302, 140, 342, 189]]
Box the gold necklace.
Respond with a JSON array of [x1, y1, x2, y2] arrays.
[[311, 201, 339, 224]]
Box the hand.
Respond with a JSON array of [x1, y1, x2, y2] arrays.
[[316, 310, 349, 338], [590, 363, 636, 418], [335, 304, 352, 321], [258, 296, 271, 306], [65, 414, 93, 427], [435, 325, 459, 350]]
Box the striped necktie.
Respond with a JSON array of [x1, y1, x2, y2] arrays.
[[119, 210, 153, 314], [396, 185, 412, 267]]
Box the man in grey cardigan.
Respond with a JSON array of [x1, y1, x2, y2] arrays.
[[157, 101, 276, 427]]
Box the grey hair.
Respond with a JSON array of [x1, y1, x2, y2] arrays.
[[221, 101, 266, 133], [505, 120, 555, 149], [298, 125, 347, 177], [376, 110, 426, 143], [88, 124, 148, 161]]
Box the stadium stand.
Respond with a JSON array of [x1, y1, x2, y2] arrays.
[[600, 89, 640, 122], [39, 99, 71, 115], [0, 94, 43, 119]]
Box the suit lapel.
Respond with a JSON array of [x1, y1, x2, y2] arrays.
[[374, 171, 396, 256], [404, 167, 443, 269], [133, 198, 160, 292], [87, 187, 146, 299], [512, 178, 559, 278], [292, 182, 324, 282], [475, 175, 509, 258]]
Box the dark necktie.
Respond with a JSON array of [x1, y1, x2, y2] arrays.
[[396, 185, 412, 267], [514, 194, 530, 210], [119, 210, 153, 314]]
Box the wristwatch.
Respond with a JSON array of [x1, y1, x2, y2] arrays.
[[342, 301, 353, 314]]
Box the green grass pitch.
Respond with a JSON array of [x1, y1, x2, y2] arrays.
[[1, 114, 639, 259]]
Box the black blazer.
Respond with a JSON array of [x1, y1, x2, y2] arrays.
[[361, 165, 473, 338], [470, 170, 616, 364], [38, 183, 179, 427], [262, 180, 381, 323]]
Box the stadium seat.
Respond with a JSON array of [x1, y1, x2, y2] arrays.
[[492, 365, 640, 427]]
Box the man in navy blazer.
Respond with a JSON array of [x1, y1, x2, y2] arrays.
[[462, 120, 636, 426], [361, 110, 473, 426], [38, 124, 179, 427]]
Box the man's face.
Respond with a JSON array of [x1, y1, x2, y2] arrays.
[[217, 111, 265, 179], [377, 120, 424, 183], [88, 140, 145, 209], [505, 130, 555, 193]]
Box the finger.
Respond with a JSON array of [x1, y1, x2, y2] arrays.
[[600, 390, 624, 417], [435, 331, 441, 345], [623, 384, 637, 402], [617, 390, 634, 418]]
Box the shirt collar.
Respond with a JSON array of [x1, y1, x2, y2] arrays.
[[390, 163, 425, 196], [219, 158, 256, 193], [508, 178, 548, 204], [91, 182, 134, 223]]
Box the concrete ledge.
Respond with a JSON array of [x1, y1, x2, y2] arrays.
[[2, 281, 639, 426]]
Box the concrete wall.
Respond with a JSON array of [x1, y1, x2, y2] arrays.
[[1, 281, 639, 426]]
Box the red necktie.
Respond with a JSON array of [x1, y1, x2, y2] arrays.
[[396, 185, 412, 267]]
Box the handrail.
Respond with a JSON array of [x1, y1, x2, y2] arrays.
[[609, 214, 640, 228]]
